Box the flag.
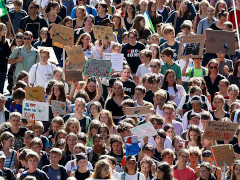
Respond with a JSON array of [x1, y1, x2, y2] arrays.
[[144, 11, 155, 34], [0, 0, 7, 17]]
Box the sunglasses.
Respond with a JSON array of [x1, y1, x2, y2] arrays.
[[23, 37, 31, 40], [150, 65, 158, 68], [209, 66, 218, 69]]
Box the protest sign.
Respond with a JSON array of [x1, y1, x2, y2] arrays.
[[51, 100, 67, 115], [25, 86, 45, 102], [124, 136, 139, 156], [211, 144, 235, 167], [52, 24, 74, 48], [125, 106, 151, 117], [38, 46, 58, 65], [22, 100, 49, 121], [84, 59, 112, 78], [65, 71, 83, 82], [178, 34, 204, 59], [103, 53, 123, 72], [93, 25, 114, 41], [130, 122, 157, 140], [65, 45, 86, 71], [205, 30, 235, 55], [202, 121, 238, 141]]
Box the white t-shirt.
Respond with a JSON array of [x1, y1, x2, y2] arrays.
[[119, 172, 146, 180], [65, 159, 93, 173], [175, 59, 194, 82], [156, 106, 163, 117], [136, 64, 151, 77], [168, 85, 186, 106], [29, 62, 56, 88]]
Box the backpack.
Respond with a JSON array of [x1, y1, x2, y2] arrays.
[[182, 95, 208, 111], [121, 172, 140, 180], [21, 170, 45, 180], [43, 165, 66, 180], [190, 67, 206, 78], [69, 114, 90, 132]]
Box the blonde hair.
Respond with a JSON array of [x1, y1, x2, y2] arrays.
[[98, 110, 114, 128], [91, 159, 112, 179], [26, 151, 40, 162], [65, 117, 81, 134]]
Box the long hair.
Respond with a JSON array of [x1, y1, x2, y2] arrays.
[[207, 59, 219, 75], [91, 159, 112, 179], [84, 77, 98, 100], [214, 0, 227, 17], [157, 162, 174, 180], [232, 160, 240, 180], [147, 0, 160, 21], [179, 0, 191, 20], [65, 117, 81, 134], [125, 3, 136, 19], [98, 109, 114, 127], [233, 59, 240, 78], [87, 120, 101, 139], [149, 43, 160, 59], [0, 132, 14, 149], [0, 23, 6, 43], [110, 80, 125, 98], [161, 69, 178, 93], [199, 0, 210, 15], [45, 1, 59, 13], [48, 82, 67, 104], [188, 125, 202, 148], [113, 13, 124, 35], [132, 14, 145, 39], [63, 132, 77, 154], [76, 32, 91, 50]]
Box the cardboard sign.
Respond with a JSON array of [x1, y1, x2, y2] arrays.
[[178, 35, 204, 59], [65, 45, 86, 71], [22, 100, 49, 121], [52, 24, 74, 48], [124, 136, 139, 156], [125, 106, 151, 117], [130, 122, 157, 140], [38, 46, 58, 65], [103, 53, 123, 72], [205, 30, 235, 55], [65, 71, 83, 82], [202, 121, 238, 141], [84, 59, 112, 78], [25, 87, 45, 102], [51, 100, 67, 115], [211, 144, 235, 167], [93, 25, 114, 41]]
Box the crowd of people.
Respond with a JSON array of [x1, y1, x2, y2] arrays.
[[0, 0, 240, 179]]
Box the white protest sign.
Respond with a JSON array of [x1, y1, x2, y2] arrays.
[[51, 100, 67, 115], [22, 100, 49, 121], [130, 122, 157, 140], [103, 53, 123, 72]]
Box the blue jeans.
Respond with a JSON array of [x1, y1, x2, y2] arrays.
[[0, 72, 6, 94]]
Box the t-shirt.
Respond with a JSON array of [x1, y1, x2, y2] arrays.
[[43, 166, 68, 180], [122, 42, 145, 73], [161, 62, 182, 80], [136, 64, 151, 78], [119, 172, 145, 180], [218, 59, 233, 78], [160, 41, 180, 60], [122, 80, 136, 97], [29, 63, 56, 88], [94, 14, 112, 25], [174, 167, 195, 180], [75, 170, 91, 180], [167, 85, 186, 106], [8, 10, 28, 34], [20, 169, 49, 180], [186, 66, 208, 78]]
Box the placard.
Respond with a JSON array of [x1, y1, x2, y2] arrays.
[[38, 46, 58, 65], [22, 100, 49, 121], [25, 86, 45, 102], [103, 53, 123, 72], [93, 25, 114, 41], [125, 106, 151, 117], [65, 45, 86, 71], [202, 121, 238, 141], [84, 59, 112, 78], [51, 100, 67, 115], [124, 136, 139, 156], [205, 30, 235, 55], [52, 24, 74, 48], [130, 122, 157, 140], [65, 71, 83, 82], [211, 144, 235, 167], [178, 35, 204, 59]]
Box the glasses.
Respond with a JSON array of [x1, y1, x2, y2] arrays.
[[150, 65, 158, 68], [140, 56, 146, 59], [23, 37, 31, 40], [209, 66, 218, 69], [28, 6, 37, 9], [129, 36, 136, 39]]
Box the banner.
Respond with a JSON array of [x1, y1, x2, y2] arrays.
[[52, 24, 74, 48], [125, 106, 151, 117], [65, 71, 83, 82], [51, 100, 67, 115], [124, 136, 139, 156], [130, 122, 157, 140], [103, 53, 123, 72], [93, 25, 114, 41], [25, 86, 45, 102]]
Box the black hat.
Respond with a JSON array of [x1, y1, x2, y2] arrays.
[[76, 153, 88, 162]]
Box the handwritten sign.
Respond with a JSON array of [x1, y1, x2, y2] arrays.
[[25, 87, 45, 102], [38, 46, 58, 65], [65, 71, 83, 82], [203, 121, 238, 141], [178, 34, 204, 59], [93, 25, 114, 41], [51, 100, 67, 115], [126, 106, 151, 118], [84, 59, 112, 78], [205, 30, 235, 55], [22, 100, 49, 121], [52, 24, 74, 48], [211, 144, 235, 167], [124, 136, 139, 156], [65, 45, 86, 71], [103, 53, 123, 72], [130, 122, 157, 140]]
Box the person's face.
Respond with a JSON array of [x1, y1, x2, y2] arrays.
[[78, 159, 87, 169], [14, 4, 21, 11], [150, 62, 161, 74], [150, 46, 158, 58], [193, 58, 202, 65], [112, 46, 121, 54], [84, 17, 94, 28], [127, 5, 134, 14], [140, 2, 147, 11], [54, 72, 63, 81], [201, 2, 208, 11], [166, 31, 175, 40], [201, 119, 209, 129], [90, 128, 98, 137], [126, 160, 136, 171], [82, 35, 91, 45], [157, 0, 165, 6], [113, 84, 123, 96], [218, 3, 225, 12], [57, 133, 66, 140], [213, 98, 224, 110], [40, 52, 50, 64], [203, 157, 213, 164], [4, 137, 14, 149], [69, 123, 79, 134], [209, 63, 218, 73], [0, 158, 5, 169], [151, 36, 160, 44], [34, 128, 43, 137], [201, 138, 210, 148], [122, 127, 132, 137], [141, 162, 151, 175], [151, 2, 157, 11], [155, 135, 165, 145], [23, 35, 33, 45], [74, 100, 85, 113], [100, 165, 110, 178], [112, 141, 122, 155], [175, 0, 182, 8], [207, 7, 215, 17], [191, 103, 202, 112], [140, 54, 148, 64], [93, 137, 103, 150], [67, 136, 77, 148], [234, 164, 240, 177], [52, 122, 61, 132], [100, 127, 108, 139], [178, 152, 189, 165], [156, 169, 164, 179], [27, 158, 38, 169], [90, 105, 99, 116], [219, 16, 227, 24], [180, 3, 188, 14], [123, 36, 129, 44], [189, 130, 199, 141], [166, 128, 175, 139], [228, 90, 238, 101], [31, 144, 42, 154], [24, 134, 33, 146], [151, 120, 162, 130], [163, 108, 174, 121], [40, 31, 48, 39], [16, 37, 24, 46], [134, 90, 145, 101], [76, 9, 84, 18], [0, 26, 7, 37], [128, 33, 137, 44], [181, 27, 190, 35], [87, 81, 96, 92], [53, 86, 60, 97], [10, 116, 21, 128], [50, 153, 61, 164], [189, 154, 199, 164], [65, 20, 72, 28], [223, 25, 232, 31], [140, 18, 145, 27], [113, 17, 120, 28], [189, 117, 200, 126], [28, 3, 38, 15], [192, 90, 201, 97], [97, 4, 105, 14], [199, 167, 211, 179], [173, 138, 184, 150], [166, 72, 176, 85], [163, 154, 174, 165], [53, 5, 60, 14]]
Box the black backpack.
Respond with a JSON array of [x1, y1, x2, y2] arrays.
[[42, 165, 67, 180]]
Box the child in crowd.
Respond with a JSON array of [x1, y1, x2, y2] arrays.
[[10, 88, 25, 114]]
